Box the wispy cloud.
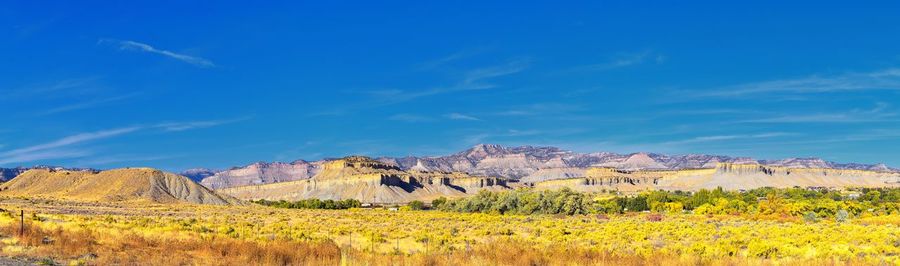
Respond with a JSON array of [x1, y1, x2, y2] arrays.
[[660, 132, 795, 145], [101, 39, 215, 67], [445, 113, 481, 121], [462, 129, 544, 145], [416, 48, 488, 70], [35, 93, 139, 116], [74, 154, 180, 166], [689, 68, 900, 98], [388, 114, 433, 123], [2, 77, 104, 100], [154, 117, 251, 132], [362, 83, 496, 106], [739, 103, 896, 123], [3, 127, 139, 157], [315, 59, 531, 116], [0, 127, 139, 165], [380, 59, 529, 104], [493, 102, 584, 117], [0, 150, 91, 165], [0, 117, 248, 166], [570, 51, 664, 72], [713, 128, 900, 148], [461, 58, 530, 85]]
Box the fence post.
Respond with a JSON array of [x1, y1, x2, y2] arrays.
[[19, 210, 24, 237]]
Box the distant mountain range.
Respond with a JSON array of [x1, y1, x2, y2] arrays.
[[0, 144, 897, 204], [182, 144, 898, 189], [1, 144, 895, 189]]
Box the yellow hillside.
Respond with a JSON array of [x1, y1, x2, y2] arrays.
[[0, 168, 237, 205]]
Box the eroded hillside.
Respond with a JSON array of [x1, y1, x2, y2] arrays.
[[0, 168, 238, 205]]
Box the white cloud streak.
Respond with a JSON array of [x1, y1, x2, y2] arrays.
[[445, 113, 481, 121], [0, 127, 139, 165], [315, 59, 532, 115], [2, 127, 140, 157], [461, 59, 530, 85], [0, 117, 247, 165], [493, 103, 584, 117], [35, 93, 139, 116], [462, 129, 543, 145], [0, 150, 91, 165], [690, 68, 900, 98], [739, 103, 896, 123], [660, 132, 795, 145], [102, 39, 215, 67], [74, 154, 179, 166], [571, 51, 663, 72], [154, 117, 251, 132], [381, 59, 529, 103], [388, 114, 432, 123], [416, 48, 487, 70]]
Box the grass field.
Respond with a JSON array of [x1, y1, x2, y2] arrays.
[[0, 198, 898, 265]]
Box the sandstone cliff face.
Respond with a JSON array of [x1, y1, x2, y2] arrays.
[[531, 163, 900, 192], [533, 167, 710, 192], [200, 160, 321, 189], [217, 156, 509, 204], [520, 167, 586, 183], [656, 163, 900, 191]]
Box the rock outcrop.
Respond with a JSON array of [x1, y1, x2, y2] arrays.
[[0, 168, 238, 205], [533, 167, 717, 192], [217, 156, 508, 204], [200, 160, 321, 189], [519, 167, 586, 183]]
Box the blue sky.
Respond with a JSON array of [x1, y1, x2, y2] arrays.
[[2, 1, 900, 171]]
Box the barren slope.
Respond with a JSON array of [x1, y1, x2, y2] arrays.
[[0, 168, 237, 205]]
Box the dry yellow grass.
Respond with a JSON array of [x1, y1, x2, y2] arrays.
[[0, 220, 340, 265], [0, 199, 897, 265]]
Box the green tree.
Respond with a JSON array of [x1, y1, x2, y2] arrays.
[[408, 200, 426, 210], [431, 197, 447, 209]]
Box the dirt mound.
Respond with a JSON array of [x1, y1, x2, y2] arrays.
[[0, 168, 238, 205]]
